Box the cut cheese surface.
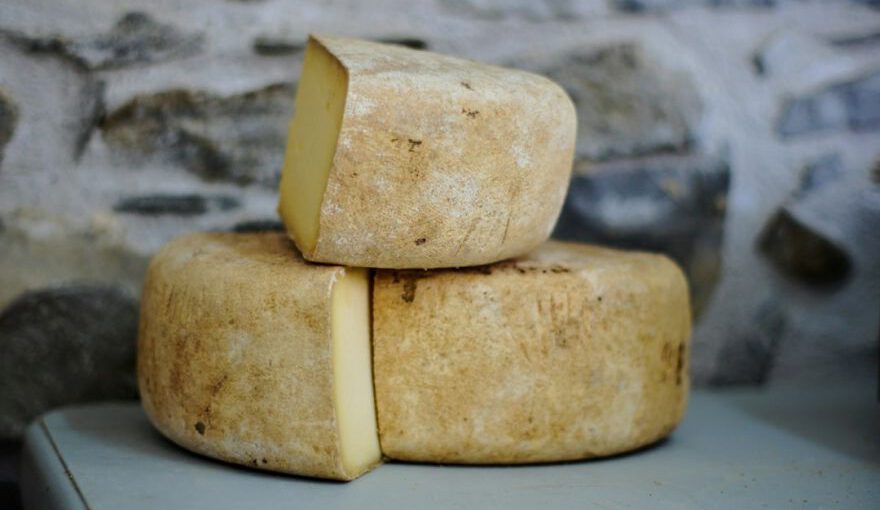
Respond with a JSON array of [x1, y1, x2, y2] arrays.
[[137, 232, 380, 481], [372, 240, 692, 464], [278, 34, 577, 269], [331, 266, 381, 475], [278, 38, 347, 255]]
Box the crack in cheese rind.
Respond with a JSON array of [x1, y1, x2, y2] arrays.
[[278, 37, 348, 256], [331, 267, 381, 476]]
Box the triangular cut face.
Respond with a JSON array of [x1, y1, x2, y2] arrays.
[[331, 267, 381, 477], [278, 37, 348, 256]]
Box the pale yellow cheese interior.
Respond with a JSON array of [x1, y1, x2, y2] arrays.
[[279, 38, 348, 254], [331, 267, 381, 475]]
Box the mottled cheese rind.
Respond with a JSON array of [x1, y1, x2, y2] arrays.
[[372, 240, 691, 464], [137, 232, 380, 481], [279, 34, 577, 269]]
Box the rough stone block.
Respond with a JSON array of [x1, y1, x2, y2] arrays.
[[543, 43, 702, 162], [0, 285, 139, 439], [554, 153, 729, 317], [4, 12, 202, 70], [100, 83, 295, 186]]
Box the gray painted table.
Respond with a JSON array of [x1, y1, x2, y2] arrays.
[[20, 383, 880, 509]]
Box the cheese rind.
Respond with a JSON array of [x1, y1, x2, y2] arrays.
[[372, 241, 691, 464], [278, 34, 577, 269], [137, 233, 380, 481]]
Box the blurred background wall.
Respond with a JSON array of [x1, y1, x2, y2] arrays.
[[0, 0, 878, 455]]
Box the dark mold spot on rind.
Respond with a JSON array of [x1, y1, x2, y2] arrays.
[[210, 374, 228, 396], [401, 279, 418, 303], [555, 335, 568, 348], [195, 421, 206, 435], [414, 237, 427, 246], [407, 139, 422, 152], [490, 262, 572, 275], [675, 342, 685, 386], [460, 81, 474, 91]]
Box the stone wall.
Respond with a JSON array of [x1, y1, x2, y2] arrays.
[[0, 0, 878, 438]]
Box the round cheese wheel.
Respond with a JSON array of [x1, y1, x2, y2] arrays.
[[373, 240, 691, 464]]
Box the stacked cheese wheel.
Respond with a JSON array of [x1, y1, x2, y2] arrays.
[[138, 35, 692, 481]]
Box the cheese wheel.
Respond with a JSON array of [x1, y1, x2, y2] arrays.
[[278, 34, 577, 269], [137, 233, 380, 481], [373, 241, 691, 464]]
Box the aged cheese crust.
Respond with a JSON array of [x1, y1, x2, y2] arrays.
[[137, 232, 380, 481], [280, 34, 577, 269], [372, 240, 692, 464]]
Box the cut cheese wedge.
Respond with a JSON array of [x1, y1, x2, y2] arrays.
[[372, 240, 691, 464], [138, 234, 691, 476], [137, 232, 380, 481], [278, 34, 577, 269]]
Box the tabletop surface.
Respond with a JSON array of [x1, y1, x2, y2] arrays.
[[20, 382, 880, 509]]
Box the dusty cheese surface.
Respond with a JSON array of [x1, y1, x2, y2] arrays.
[[137, 232, 380, 481], [372, 240, 692, 464], [279, 34, 577, 269]]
